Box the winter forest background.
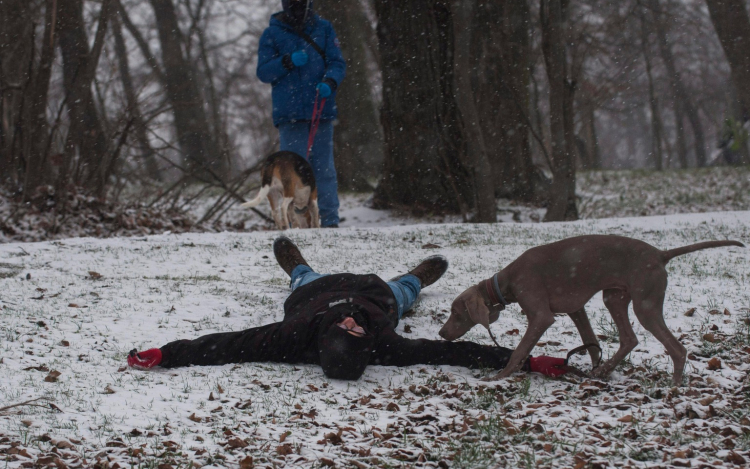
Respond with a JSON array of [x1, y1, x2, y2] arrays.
[[1, 0, 750, 240]]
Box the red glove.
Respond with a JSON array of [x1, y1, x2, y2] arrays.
[[127, 348, 162, 369], [529, 356, 567, 377]]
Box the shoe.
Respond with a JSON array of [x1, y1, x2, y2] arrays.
[[273, 236, 309, 277], [397, 255, 449, 287]]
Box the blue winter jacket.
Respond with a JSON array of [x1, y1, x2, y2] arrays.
[[257, 12, 347, 127]]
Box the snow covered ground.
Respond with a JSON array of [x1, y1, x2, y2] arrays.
[[0, 211, 749, 468]]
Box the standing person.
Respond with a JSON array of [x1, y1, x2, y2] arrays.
[[257, 0, 346, 228], [128, 237, 569, 380]]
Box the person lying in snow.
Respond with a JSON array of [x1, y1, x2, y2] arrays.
[[127, 237, 568, 380]]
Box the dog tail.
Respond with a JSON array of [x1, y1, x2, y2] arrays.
[[239, 185, 270, 209], [662, 240, 745, 262]]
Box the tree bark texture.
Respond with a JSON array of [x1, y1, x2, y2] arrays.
[[706, 0, 750, 118], [652, 0, 707, 167], [453, 0, 496, 222], [23, 0, 58, 198], [0, 0, 35, 186], [56, 0, 112, 196], [373, 0, 472, 215], [111, 12, 161, 180], [471, 0, 538, 201], [540, 0, 578, 222], [317, 0, 383, 192], [640, 6, 664, 170], [148, 0, 226, 179]]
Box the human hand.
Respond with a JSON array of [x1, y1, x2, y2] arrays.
[[316, 81, 332, 98], [291, 50, 308, 67], [529, 356, 567, 377], [127, 348, 162, 369]]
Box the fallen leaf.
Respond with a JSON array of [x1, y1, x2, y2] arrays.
[[505, 329, 520, 336], [703, 333, 720, 343], [618, 415, 633, 423], [188, 413, 202, 422], [104, 385, 115, 394], [386, 402, 400, 412], [708, 309, 721, 315], [276, 443, 293, 456], [226, 437, 248, 448], [320, 457, 335, 467], [279, 431, 291, 443], [707, 357, 722, 370], [88, 271, 102, 280], [684, 308, 696, 317], [403, 325, 412, 333], [324, 428, 343, 445], [726, 452, 747, 465], [208, 392, 215, 401], [44, 370, 61, 382], [239, 456, 254, 469], [60, 340, 70, 347], [724, 308, 731, 316], [421, 243, 441, 249]]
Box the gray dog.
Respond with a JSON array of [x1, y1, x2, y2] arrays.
[[439, 235, 744, 385]]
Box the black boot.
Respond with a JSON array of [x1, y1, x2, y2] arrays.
[[394, 255, 449, 287], [273, 236, 309, 277]]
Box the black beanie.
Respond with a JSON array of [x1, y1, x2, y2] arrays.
[[318, 308, 374, 380], [281, 0, 313, 27]]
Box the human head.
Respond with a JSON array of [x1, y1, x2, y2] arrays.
[[282, 0, 313, 27], [318, 308, 374, 380]]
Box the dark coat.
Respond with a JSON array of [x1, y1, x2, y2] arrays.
[[159, 274, 518, 374], [256, 12, 346, 127]]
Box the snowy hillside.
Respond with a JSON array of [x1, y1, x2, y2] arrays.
[[0, 211, 749, 468]]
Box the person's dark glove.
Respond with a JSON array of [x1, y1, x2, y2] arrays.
[[529, 356, 566, 377], [316, 78, 337, 98], [128, 348, 162, 369]]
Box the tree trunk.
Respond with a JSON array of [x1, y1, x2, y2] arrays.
[[540, 0, 578, 222], [453, 0, 495, 222], [23, 0, 57, 198], [471, 1, 538, 201], [0, 0, 35, 187], [640, 6, 664, 170], [653, 0, 707, 167], [373, 0, 472, 215], [706, 0, 750, 118], [317, 0, 383, 192], [111, 12, 161, 180], [56, 0, 112, 196], [148, 0, 226, 180], [576, 98, 601, 170]]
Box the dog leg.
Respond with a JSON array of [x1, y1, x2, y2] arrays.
[[268, 192, 284, 230], [568, 308, 601, 367], [280, 197, 293, 230], [310, 200, 320, 228], [486, 307, 555, 380], [591, 289, 637, 380], [632, 291, 686, 386]]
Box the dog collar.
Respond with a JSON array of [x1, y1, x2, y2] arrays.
[[485, 273, 509, 307]]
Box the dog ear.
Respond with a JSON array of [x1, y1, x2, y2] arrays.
[[466, 292, 491, 331]]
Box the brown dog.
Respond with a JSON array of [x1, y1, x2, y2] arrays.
[[439, 235, 744, 385], [241, 151, 320, 229]]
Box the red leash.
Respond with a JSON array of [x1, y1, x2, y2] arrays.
[[306, 90, 327, 160]]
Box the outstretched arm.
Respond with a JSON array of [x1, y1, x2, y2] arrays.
[[129, 322, 304, 369], [371, 330, 526, 370]]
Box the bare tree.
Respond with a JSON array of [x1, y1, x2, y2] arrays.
[[640, 4, 664, 170], [372, 0, 473, 215], [706, 0, 750, 116], [453, 0, 496, 222], [148, 0, 227, 179], [540, 0, 578, 221], [651, 0, 707, 167], [317, 0, 383, 192]]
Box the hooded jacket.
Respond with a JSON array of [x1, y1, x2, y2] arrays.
[[158, 274, 518, 379], [256, 11, 346, 126]]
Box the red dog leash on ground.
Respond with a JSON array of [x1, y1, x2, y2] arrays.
[[306, 90, 327, 160]]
